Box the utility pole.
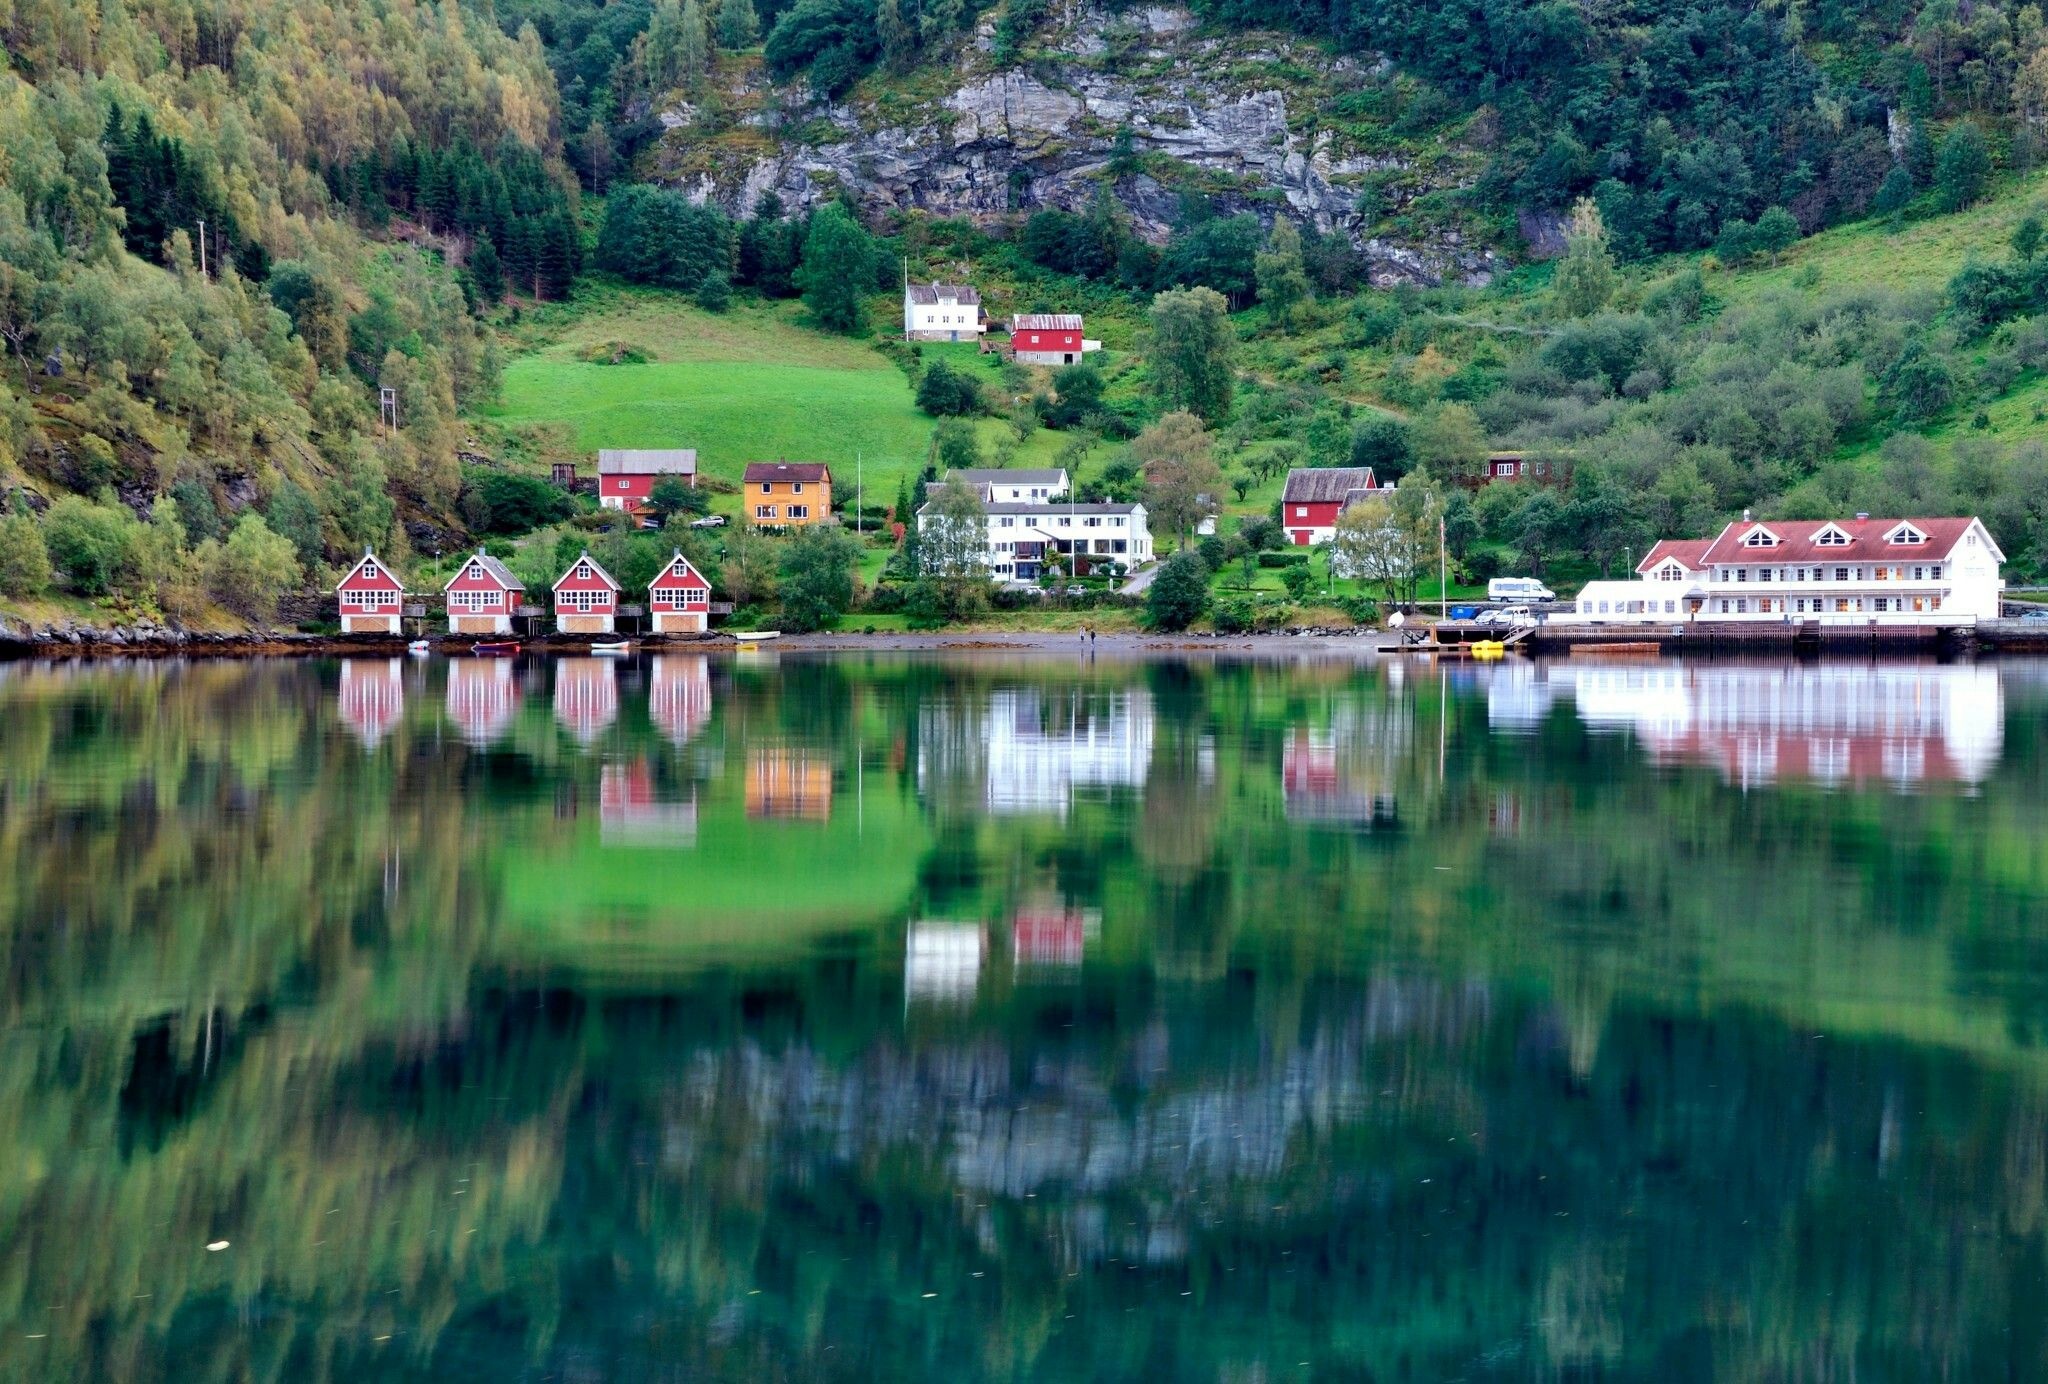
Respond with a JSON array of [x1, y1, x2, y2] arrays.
[[856, 449, 863, 536]]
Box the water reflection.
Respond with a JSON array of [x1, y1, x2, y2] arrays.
[[3, 653, 2047, 1379], [1488, 660, 2005, 787]]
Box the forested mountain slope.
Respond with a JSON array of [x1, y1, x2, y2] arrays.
[[0, 0, 575, 596]]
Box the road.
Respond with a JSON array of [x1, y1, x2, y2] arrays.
[[1120, 563, 1159, 597]]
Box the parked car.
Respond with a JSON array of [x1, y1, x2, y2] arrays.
[[1479, 605, 1538, 628], [1063, 585, 1087, 597], [689, 514, 727, 528], [2020, 608, 2048, 621]]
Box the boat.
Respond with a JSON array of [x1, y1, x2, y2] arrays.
[[471, 641, 521, 656], [407, 639, 432, 656], [1471, 639, 1507, 659], [729, 629, 781, 652], [590, 640, 634, 656]]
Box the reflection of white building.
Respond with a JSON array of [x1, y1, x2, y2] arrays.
[[906, 922, 984, 1007], [649, 655, 712, 748], [336, 659, 404, 747], [446, 658, 519, 746], [1488, 662, 2003, 788], [600, 760, 697, 846], [1280, 700, 1410, 825], [920, 688, 1154, 817]]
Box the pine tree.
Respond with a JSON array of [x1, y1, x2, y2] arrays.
[[469, 230, 505, 303], [715, 0, 759, 49], [537, 213, 578, 299], [878, 0, 915, 73], [679, 0, 710, 85]]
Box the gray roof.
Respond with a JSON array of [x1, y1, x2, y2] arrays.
[[1012, 313, 1082, 331], [1282, 467, 1381, 504], [445, 551, 525, 591], [598, 448, 698, 476], [907, 281, 980, 305], [920, 500, 1142, 517], [945, 468, 1066, 485]]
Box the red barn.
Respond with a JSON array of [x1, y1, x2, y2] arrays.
[[1280, 467, 1386, 545], [597, 449, 697, 517], [649, 549, 712, 634], [336, 550, 404, 634], [443, 551, 525, 636], [1011, 313, 1086, 365], [553, 550, 621, 635]]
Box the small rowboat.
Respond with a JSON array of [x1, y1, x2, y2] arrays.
[[729, 629, 781, 652], [590, 640, 634, 656], [471, 641, 520, 656], [407, 639, 432, 656]]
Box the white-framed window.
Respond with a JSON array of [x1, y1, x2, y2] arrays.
[[558, 588, 609, 612], [793, 482, 804, 494], [1835, 567, 1849, 582], [787, 505, 808, 519], [1815, 526, 1851, 546], [760, 483, 772, 494], [756, 505, 776, 519], [1930, 564, 1943, 579], [1296, 506, 1309, 517], [451, 588, 500, 612]]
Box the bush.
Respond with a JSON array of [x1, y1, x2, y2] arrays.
[[1337, 594, 1380, 624], [1257, 550, 1310, 568], [1145, 551, 1210, 631], [595, 185, 735, 293], [1212, 595, 1255, 633], [42, 496, 139, 596], [915, 358, 983, 417], [205, 513, 302, 620], [463, 470, 575, 535], [1279, 564, 1317, 601], [0, 513, 52, 597]]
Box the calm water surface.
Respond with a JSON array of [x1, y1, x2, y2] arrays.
[[4, 651, 2048, 1381]]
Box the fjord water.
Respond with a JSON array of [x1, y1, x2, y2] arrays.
[[3, 653, 2047, 1381]]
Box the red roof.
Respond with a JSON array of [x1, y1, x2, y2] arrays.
[[1636, 539, 1714, 575], [743, 462, 830, 485], [553, 552, 620, 593], [1696, 517, 1993, 567], [336, 552, 403, 592], [650, 551, 710, 591]]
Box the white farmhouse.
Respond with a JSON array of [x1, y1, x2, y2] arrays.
[[1572, 517, 2005, 625], [918, 499, 1154, 581], [930, 468, 1069, 504], [903, 282, 985, 342]]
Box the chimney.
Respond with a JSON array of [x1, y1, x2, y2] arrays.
[[1741, 508, 1751, 522], [1855, 511, 1869, 521]]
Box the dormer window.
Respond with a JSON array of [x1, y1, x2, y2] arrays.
[[1741, 527, 1778, 548], [467, 563, 484, 581], [1884, 522, 1927, 545], [1813, 525, 1852, 547]]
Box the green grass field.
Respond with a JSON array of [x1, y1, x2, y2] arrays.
[[483, 282, 1116, 511]]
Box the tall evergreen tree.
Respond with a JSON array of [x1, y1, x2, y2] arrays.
[[469, 230, 505, 303], [716, 0, 760, 49]]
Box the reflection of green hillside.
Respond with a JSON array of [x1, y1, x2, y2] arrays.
[[492, 775, 927, 971]]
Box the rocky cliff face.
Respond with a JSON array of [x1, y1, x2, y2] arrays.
[[652, 7, 1502, 286]]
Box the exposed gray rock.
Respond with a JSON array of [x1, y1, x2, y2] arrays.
[[661, 6, 1502, 286]]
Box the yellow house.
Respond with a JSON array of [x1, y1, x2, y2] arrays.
[[742, 462, 833, 528]]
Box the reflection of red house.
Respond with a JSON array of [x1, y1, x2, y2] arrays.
[[600, 760, 697, 846], [553, 657, 618, 744], [336, 551, 404, 634], [746, 747, 832, 820], [1012, 909, 1086, 970], [650, 655, 712, 747], [336, 659, 404, 747], [446, 658, 519, 746], [1281, 727, 1395, 826]]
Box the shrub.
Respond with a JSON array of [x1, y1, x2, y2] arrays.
[[463, 470, 575, 535], [1212, 596, 1254, 633], [1145, 551, 1210, 631], [1257, 550, 1310, 568], [0, 513, 52, 597], [915, 358, 983, 417], [205, 513, 303, 621], [42, 496, 139, 596], [1279, 564, 1316, 600]]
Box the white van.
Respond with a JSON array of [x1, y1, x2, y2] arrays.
[[1488, 577, 1555, 602]]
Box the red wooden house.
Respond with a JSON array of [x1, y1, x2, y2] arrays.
[[553, 551, 621, 635], [1011, 313, 1086, 366], [336, 550, 404, 634], [597, 449, 697, 518], [649, 549, 712, 634], [443, 551, 525, 636], [1280, 467, 1387, 546]]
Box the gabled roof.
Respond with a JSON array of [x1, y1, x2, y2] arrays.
[[943, 468, 1067, 486], [1012, 313, 1082, 331], [1636, 539, 1714, 575], [919, 501, 1144, 517], [553, 551, 620, 592], [651, 550, 710, 589], [1697, 516, 1996, 566], [743, 462, 831, 484], [1282, 467, 1381, 504], [598, 448, 697, 475], [907, 282, 980, 305], [336, 551, 402, 591], [443, 551, 524, 592]]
